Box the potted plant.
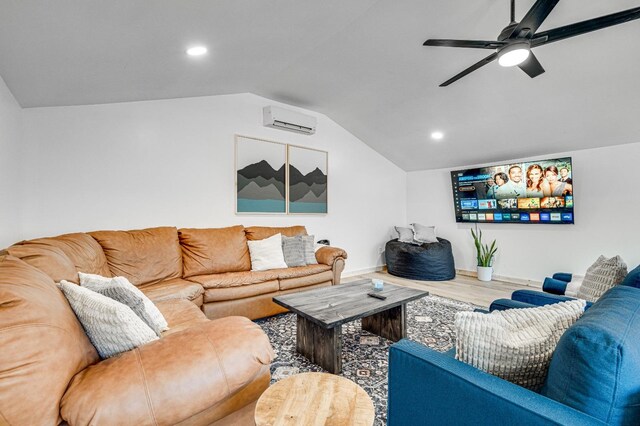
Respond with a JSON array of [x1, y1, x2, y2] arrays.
[[470, 227, 497, 282]]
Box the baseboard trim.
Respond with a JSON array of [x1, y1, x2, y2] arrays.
[[456, 269, 542, 288], [345, 266, 542, 288], [342, 265, 385, 278]]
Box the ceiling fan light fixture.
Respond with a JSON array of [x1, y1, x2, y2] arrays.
[[498, 43, 530, 67]]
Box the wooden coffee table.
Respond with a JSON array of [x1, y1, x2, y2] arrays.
[[254, 372, 375, 426], [273, 279, 428, 374]]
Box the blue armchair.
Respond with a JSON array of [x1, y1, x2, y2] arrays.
[[490, 264, 640, 312], [388, 285, 640, 426]]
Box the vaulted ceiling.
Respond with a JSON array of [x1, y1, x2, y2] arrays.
[[1, 0, 639, 170]]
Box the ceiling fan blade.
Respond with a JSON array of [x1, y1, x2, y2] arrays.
[[439, 52, 498, 87], [509, 0, 560, 38], [424, 39, 506, 49], [518, 52, 545, 78], [531, 6, 640, 47]]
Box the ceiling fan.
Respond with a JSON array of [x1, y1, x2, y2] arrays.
[[424, 0, 640, 86]]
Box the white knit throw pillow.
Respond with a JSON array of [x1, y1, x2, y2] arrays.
[[576, 255, 628, 303], [58, 280, 158, 358], [247, 233, 288, 271], [79, 272, 168, 333], [455, 299, 586, 390]]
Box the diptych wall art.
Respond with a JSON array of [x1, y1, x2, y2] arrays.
[[236, 136, 287, 214], [288, 145, 328, 214], [235, 135, 328, 214]]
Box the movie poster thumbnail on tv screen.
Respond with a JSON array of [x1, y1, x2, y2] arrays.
[[451, 157, 574, 224]]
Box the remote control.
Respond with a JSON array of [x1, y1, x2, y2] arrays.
[[367, 292, 387, 300]]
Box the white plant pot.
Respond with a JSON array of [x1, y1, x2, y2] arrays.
[[477, 266, 493, 282]]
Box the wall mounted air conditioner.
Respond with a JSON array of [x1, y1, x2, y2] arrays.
[[263, 106, 316, 135]]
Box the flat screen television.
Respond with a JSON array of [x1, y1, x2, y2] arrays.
[[450, 157, 574, 224]]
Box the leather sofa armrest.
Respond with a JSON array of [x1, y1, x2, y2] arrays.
[[61, 317, 274, 425], [388, 339, 607, 426], [316, 246, 347, 285], [543, 277, 569, 295], [315, 246, 347, 266]]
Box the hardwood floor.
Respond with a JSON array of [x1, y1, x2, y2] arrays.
[[343, 271, 533, 308]]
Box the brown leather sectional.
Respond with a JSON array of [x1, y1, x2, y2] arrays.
[[0, 225, 347, 425]]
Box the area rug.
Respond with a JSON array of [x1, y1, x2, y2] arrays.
[[255, 295, 481, 425]]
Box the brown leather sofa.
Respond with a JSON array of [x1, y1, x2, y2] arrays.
[[0, 225, 347, 425], [5, 225, 347, 320]]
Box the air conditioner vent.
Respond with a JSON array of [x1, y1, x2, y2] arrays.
[[263, 106, 316, 135]]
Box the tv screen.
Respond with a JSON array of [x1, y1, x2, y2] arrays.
[[451, 157, 574, 224]]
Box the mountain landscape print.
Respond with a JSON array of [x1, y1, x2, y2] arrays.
[[236, 136, 286, 213], [288, 145, 328, 214]]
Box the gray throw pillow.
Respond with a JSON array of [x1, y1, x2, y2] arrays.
[[395, 226, 418, 244], [577, 255, 627, 302], [282, 235, 306, 267], [411, 223, 438, 243], [92, 285, 162, 336], [301, 235, 318, 265], [57, 281, 158, 359], [79, 273, 168, 334]]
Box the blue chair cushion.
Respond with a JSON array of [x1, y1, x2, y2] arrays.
[[489, 298, 536, 312], [541, 285, 640, 425], [552, 272, 573, 283], [511, 289, 591, 307], [543, 277, 569, 295], [621, 264, 640, 288]]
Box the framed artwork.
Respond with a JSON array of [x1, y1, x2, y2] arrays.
[[287, 145, 328, 214], [235, 135, 287, 214]]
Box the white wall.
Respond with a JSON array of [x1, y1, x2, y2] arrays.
[[20, 93, 406, 274], [0, 76, 22, 248], [408, 143, 640, 284]]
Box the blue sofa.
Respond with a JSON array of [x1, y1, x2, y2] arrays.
[[388, 285, 640, 426]]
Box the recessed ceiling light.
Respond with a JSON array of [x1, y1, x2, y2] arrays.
[[186, 46, 208, 57], [431, 131, 444, 140]]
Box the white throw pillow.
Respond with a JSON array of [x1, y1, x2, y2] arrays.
[[410, 223, 438, 243], [247, 233, 288, 271], [79, 272, 168, 333], [58, 280, 159, 358], [395, 226, 420, 245], [455, 299, 586, 391]]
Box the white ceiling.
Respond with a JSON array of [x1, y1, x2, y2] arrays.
[[1, 0, 639, 171]]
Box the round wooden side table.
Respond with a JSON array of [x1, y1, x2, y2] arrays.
[[254, 372, 375, 426]]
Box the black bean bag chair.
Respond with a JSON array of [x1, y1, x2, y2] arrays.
[[385, 238, 455, 281]]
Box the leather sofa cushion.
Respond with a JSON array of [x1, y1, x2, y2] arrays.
[[275, 264, 331, 280], [191, 264, 331, 289], [541, 285, 640, 424], [279, 270, 334, 290], [90, 227, 182, 286], [204, 280, 280, 303], [244, 225, 307, 241], [9, 233, 112, 282], [0, 256, 99, 426], [60, 316, 275, 426], [179, 226, 251, 277], [190, 270, 282, 289], [155, 299, 209, 336], [6, 243, 78, 283], [139, 278, 204, 304]]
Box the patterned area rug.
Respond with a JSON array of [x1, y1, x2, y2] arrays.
[[255, 295, 480, 425]]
